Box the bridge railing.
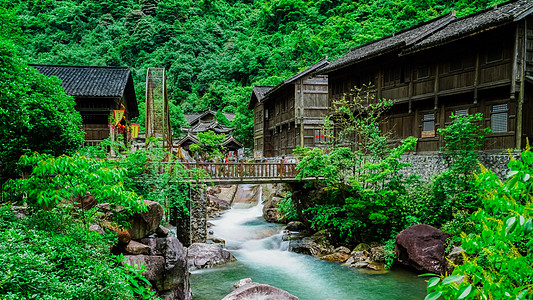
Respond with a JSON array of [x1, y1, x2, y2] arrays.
[[181, 161, 299, 180]]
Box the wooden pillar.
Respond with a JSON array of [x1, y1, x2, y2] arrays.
[[516, 18, 527, 150], [434, 64, 439, 110], [473, 51, 480, 104]]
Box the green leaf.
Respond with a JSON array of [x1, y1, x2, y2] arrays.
[[457, 285, 473, 299], [441, 275, 463, 285], [427, 277, 440, 291], [425, 291, 443, 300], [524, 218, 533, 234], [506, 216, 517, 236]]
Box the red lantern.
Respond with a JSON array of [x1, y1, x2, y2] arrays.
[[315, 135, 319, 138], [321, 135, 324, 138]]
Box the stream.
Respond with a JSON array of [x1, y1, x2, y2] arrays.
[[190, 195, 428, 300]]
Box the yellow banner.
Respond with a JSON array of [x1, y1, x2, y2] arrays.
[[113, 110, 125, 126], [131, 124, 139, 139]]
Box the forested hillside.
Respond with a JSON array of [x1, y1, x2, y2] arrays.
[[2, 0, 506, 146]]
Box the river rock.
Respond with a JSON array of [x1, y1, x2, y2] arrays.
[[286, 221, 306, 231], [233, 278, 253, 289], [343, 250, 371, 267], [233, 184, 261, 206], [370, 245, 386, 262], [288, 230, 335, 257], [156, 225, 170, 237], [128, 200, 164, 240], [445, 246, 466, 274], [222, 281, 299, 300], [320, 246, 351, 262], [135, 237, 191, 298], [186, 243, 236, 270], [73, 192, 97, 211], [123, 255, 165, 283], [263, 196, 284, 223], [395, 224, 450, 274], [89, 224, 105, 234], [353, 243, 371, 252], [208, 194, 231, 210], [125, 240, 151, 255]]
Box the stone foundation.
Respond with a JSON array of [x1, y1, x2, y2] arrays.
[[401, 152, 514, 181]]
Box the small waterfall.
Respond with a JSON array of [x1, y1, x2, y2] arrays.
[[191, 184, 427, 300]]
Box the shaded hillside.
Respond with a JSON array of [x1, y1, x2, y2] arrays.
[[1, 0, 506, 146]]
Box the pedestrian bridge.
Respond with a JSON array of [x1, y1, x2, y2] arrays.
[[182, 161, 303, 185]]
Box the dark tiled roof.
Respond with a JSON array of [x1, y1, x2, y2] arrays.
[[322, 14, 455, 73], [405, 0, 533, 54], [184, 110, 235, 125], [176, 132, 242, 149], [184, 113, 202, 124], [32, 65, 132, 97], [253, 86, 273, 101], [265, 57, 330, 97], [248, 86, 274, 109], [323, 0, 533, 73], [181, 120, 235, 134]]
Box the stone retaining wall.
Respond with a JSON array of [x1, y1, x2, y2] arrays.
[[401, 152, 514, 181], [176, 185, 207, 246]]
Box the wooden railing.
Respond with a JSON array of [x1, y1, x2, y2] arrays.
[[182, 161, 299, 180]]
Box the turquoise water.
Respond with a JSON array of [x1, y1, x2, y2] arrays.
[[190, 202, 427, 300]]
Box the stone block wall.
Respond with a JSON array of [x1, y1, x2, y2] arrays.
[[176, 185, 208, 246], [400, 152, 514, 181]]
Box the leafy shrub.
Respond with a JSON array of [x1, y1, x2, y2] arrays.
[[277, 191, 298, 222], [423, 147, 533, 300], [0, 206, 158, 300]]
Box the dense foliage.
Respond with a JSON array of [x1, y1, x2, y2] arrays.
[[0, 36, 83, 178], [294, 89, 419, 242], [424, 147, 533, 300], [1, 0, 507, 148], [0, 206, 158, 300]]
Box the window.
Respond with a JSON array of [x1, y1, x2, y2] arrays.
[[421, 113, 435, 138], [491, 104, 508, 133], [385, 66, 402, 85], [314, 129, 332, 144], [455, 109, 468, 117]]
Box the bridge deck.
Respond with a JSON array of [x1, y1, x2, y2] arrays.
[[181, 161, 303, 184]]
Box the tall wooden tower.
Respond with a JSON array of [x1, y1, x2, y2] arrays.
[[145, 68, 172, 152]]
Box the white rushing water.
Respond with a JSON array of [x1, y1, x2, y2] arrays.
[[190, 186, 427, 300]]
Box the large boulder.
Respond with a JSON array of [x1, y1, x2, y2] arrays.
[[138, 236, 191, 298], [222, 280, 298, 300], [288, 230, 335, 257], [395, 224, 450, 274], [263, 196, 284, 223], [122, 255, 165, 283], [186, 243, 236, 270], [128, 200, 164, 240]]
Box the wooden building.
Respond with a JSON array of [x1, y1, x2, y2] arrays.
[[320, 0, 533, 152], [249, 57, 330, 158], [32, 65, 139, 146], [176, 110, 242, 153]]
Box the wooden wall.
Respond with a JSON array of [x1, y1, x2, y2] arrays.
[[328, 23, 527, 152]]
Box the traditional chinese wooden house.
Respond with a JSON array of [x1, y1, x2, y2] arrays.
[[177, 110, 242, 152], [320, 0, 533, 152], [32, 65, 139, 146], [249, 57, 330, 158]]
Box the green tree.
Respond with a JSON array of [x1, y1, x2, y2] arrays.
[[0, 39, 84, 178]]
